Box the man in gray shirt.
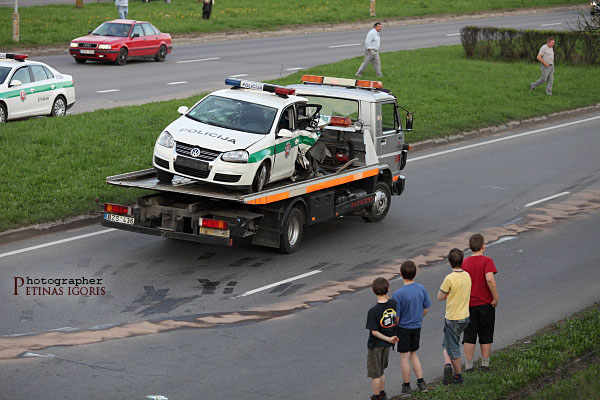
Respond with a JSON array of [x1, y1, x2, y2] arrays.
[[356, 22, 383, 78], [530, 37, 555, 95], [115, 0, 128, 19]]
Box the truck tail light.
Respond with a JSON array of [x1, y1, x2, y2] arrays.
[[200, 218, 228, 230], [104, 203, 131, 216]]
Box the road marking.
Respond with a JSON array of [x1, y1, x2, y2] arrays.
[[541, 23, 562, 26], [229, 74, 248, 78], [524, 191, 570, 208], [446, 33, 461, 36], [166, 81, 188, 85], [234, 270, 322, 298], [285, 67, 303, 71], [21, 352, 56, 359], [176, 57, 219, 64], [328, 43, 361, 48], [0, 229, 116, 259], [408, 115, 600, 163], [96, 89, 120, 93]]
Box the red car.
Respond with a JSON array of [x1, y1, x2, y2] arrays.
[[69, 19, 172, 65]]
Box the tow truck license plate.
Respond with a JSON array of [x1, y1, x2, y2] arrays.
[[104, 213, 134, 225], [199, 227, 230, 238], [80, 49, 95, 55]]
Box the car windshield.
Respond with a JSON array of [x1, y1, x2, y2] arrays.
[[92, 23, 131, 37], [300, 95, 359, 121], [0, 67, 11, 85], [186, 95, 277, 135]]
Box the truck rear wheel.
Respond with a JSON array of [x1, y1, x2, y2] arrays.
[[156, 168, 173, 183], [279, 207, 304, 254], [362, 182, 391, 222]]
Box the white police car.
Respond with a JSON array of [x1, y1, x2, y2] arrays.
[[153, 78, 322, 192], [0, 53, 75, 123]]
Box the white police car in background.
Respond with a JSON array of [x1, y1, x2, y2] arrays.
[[153, 78, 321, 192], [0, 53, 75, 123]]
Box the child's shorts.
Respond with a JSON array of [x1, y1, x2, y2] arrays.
[[367, 346, 391, 378], [442, 317, 469, 360], [396, 327, 421, 353]]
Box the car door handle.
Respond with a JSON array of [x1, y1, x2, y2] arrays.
[[381, 139, 386, 145]]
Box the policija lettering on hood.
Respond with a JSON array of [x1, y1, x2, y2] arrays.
[[180, 128, 236, 144]]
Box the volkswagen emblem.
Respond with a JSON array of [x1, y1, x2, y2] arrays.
[[190, 147, 201, 158]]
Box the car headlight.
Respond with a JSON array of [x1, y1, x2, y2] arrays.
[[98, 44, 112, 50], [156, 131, 174, 148], [70, 42, 79, 48], [221, 150, 249, 163]]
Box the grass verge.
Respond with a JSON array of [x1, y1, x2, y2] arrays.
[[525, 363, 600, 400], [0, 0, 584, 49], [1, 45, 599, 232], [395, 305, 600, 400]]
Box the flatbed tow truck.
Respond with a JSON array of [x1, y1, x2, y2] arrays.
[[101, 75, 413, 253]]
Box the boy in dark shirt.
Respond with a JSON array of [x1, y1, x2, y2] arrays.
[[366, 277, 399, 400]]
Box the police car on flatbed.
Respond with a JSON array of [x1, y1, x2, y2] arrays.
[[0, 53, 75, 123]]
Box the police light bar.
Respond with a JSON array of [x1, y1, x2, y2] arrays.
[[225, 78, 295, 96], [0, 53, 28, 61], [301, 75, 383, 90]]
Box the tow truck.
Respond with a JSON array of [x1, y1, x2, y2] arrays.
[[101, 75, 413, 253]]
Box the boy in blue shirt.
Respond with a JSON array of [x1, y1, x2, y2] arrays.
[[392, 261, 431, 395]]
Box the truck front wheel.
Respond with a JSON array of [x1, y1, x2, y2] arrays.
[[362, 182, 391, 222], [279, 207, 304, 254]]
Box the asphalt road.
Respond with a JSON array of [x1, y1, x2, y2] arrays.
[[30, 9, 583, 114], [1, 112, 599, 399]]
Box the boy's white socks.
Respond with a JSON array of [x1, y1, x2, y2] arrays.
[[465, 359, 473, 370], [482, 357, 490, 367]]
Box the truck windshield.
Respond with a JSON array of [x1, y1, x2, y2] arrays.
[[186, 95, 277, 135], [0, 67, 10, 85], [301, 95, 359, 121]]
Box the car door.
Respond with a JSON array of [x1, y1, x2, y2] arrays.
[[128, 24, 147, 57], [271, 105, 299, 181], [29, 65, 55, 115], [6, 66, 35, 119], [141, 23, 160, 54]]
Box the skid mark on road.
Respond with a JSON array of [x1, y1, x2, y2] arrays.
[[1, 189, 599, 361]]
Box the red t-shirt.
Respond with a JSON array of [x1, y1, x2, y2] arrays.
[[462, 255, 497, 307]]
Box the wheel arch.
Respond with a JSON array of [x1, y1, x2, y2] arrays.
[[378, 168, 393, 188], [279, 197, 307, 234]]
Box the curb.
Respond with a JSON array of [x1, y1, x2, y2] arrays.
[[2, 103, 598, 245]]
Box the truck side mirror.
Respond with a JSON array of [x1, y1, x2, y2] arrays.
[[405, 112, 413, 132], [177, 106, 189, 115]]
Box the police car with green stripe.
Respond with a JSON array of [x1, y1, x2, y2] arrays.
[[0, 53, 75, 123], [153, 78, 323, 192]]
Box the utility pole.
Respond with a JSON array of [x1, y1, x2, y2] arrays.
[[12, 0, 19, 42]]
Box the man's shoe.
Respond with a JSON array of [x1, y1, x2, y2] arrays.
[[454, 374, 464, 384], [379, 390, 389, 400], [529, 85, 534, 92], [443, 363, 453, 385], [417, 381, 428, 392], [480, 366, 490, 372], [399, 385, 412, 396]]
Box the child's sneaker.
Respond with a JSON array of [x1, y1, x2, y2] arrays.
[[370, 395, 381, 400], [379, 391, 389, 400], [417, 381, 428, 392], [400, 385, 412, 396], [480, 366, 490, 372], [453, 374, 464, 384], [443, 363, 453, 385]]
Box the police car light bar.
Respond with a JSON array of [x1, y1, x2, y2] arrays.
[[0, 53, 28, 61], [301, 75, 383, 90], [225, 78, 295, 96]]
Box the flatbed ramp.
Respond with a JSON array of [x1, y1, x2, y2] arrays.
[[106, 165, 380, 205]]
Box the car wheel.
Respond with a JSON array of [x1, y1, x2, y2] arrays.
[[156, 168, 174, 183], [75, 58, 86, 64], [115, 48, 128, 66], [252, 162, 269, 193], [0, 103, 7, 123], [362, 181, 391, 222], [155, 45, 167, 62], [279, 207, 304, 254], [50, 96, 67, 117]]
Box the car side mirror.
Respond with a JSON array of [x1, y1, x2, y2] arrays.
[[277, 129, 294, 138], [132, 33, 140, 38], [405, 112, 413, 132], [9, 80, 22, 88], [177, 106, 189, 115], [88, 30, 92, 34]]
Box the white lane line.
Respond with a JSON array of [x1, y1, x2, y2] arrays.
[[166, 81, 188, 85], [176, 57, 220, 64], [541, 23, 562, 26], [229, 74, 248, 78], [328, 43, 361, 48], [234, 270, 322, 298], [524, 192, 570, 208], [96, 89, 120, 93], [446, 33, 461, 37], [285, 67, 303, 71], [0, 229, 116, 259], [408, 115, 600, 163]]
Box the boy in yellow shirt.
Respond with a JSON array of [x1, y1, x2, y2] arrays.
[[437, 248, 471, 385]]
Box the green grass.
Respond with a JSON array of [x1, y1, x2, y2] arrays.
[[1, 45, 600, 232], [526, 363, 600, 400], [0, 0, 585, 49], [405, 309, 600, 400]]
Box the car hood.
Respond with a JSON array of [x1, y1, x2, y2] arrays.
[[166, 116, 268, 152], [72, 35, 125, 44]]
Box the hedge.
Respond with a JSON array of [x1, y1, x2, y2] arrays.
[[460, 26, 600, 65]]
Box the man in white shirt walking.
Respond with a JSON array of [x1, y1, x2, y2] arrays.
[[115, 0, 128, 20], [530, 37, 555, 95], [356, 22, 383, 78]]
